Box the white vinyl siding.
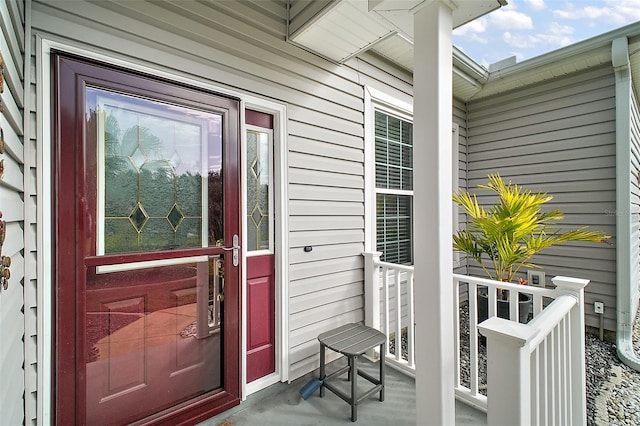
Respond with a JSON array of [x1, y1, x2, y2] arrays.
[[466, 65, 617, 330], [0, 0, 26, 424], [453, 97, 467, 272], [28, 0, 417, 386], [630, 88, 640, 316]]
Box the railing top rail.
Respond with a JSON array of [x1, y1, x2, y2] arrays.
[[453, 273, 556, 297], [526, 295, 577, 348], [374, 259, 415, 273], [478, 294, 577, 350]]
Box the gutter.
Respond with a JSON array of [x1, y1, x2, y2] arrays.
[[612, 36, 640, 372], [453, 46, 489, 84], [489, 21, 640, 82]]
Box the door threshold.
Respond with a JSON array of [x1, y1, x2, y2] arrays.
[[245, 372, 281, 396]]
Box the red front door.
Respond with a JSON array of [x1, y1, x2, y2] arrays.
[[54, 54, 242, 425], [245, 111, 276, 383]]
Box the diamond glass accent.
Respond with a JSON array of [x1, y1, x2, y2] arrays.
[[131, 146, 146, 171], [129, 203, 149, 232], [170, 151, 183, 171], [92, 86, 223, 254], [167, 204, 185, 231], [250, 206, 263, 227], [250, 158, 260, 178], [246, 130, 270, 251]]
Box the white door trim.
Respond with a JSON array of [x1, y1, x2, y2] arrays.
[[37, 35, 289, 420]]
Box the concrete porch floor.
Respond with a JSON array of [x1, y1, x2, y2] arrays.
[[199, 358, 486, 426]]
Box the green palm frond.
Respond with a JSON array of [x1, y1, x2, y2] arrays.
[[453, 174, 610, 282]]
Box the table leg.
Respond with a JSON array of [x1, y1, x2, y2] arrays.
[[379, 343, 385, 402], [320, 343, 326, 398], [351, 355, 358, 422]]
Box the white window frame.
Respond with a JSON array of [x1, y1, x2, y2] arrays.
[[365, 87, 461, 268], [373, 107, 414, 264], [364, 87, 414, 259], [452, 123, 461, 268]]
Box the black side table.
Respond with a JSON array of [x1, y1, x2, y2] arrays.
[[318, 323, 386, 422]]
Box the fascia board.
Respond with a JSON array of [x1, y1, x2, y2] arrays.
[[479, 22, 640, 97]]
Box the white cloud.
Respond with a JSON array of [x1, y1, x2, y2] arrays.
[[535, 32, 573, 48], [468, 34, 488, 44], [503, 31, 537, 49], [503, 22, 573, 51], [490, 9, 534, 30], [524, 0, 546, 11], [453, 17, 488, 36], [456, 0, 640, 66], [553, 0, 640, 26], [549, 22, 576, 36]]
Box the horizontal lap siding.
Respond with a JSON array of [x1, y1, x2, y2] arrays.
[[285, 61, 366, 377], [31, 0, 416, 384], [466, 65, 617, 330], [630, 90, 640, 317], [454, 97, 468, 275], [0, 0, 25, 424]]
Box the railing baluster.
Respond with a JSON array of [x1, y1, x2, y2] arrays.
[[382, 266, 390, 356], [469, 281, 479, 396], [509, 287, 518, 321], [454, 277, 461, 387], [395, 269, 402, 362], [407, 270, 415, 368], [561, 317, 569, 426], [534, 293, 543, 317], [531, 348, 539, 425], [550, 327, 557, 424], [488, 285, 496, 318]]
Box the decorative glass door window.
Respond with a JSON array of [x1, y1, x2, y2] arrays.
[[91, 87, 223, 265], [246, 127, 273, 253]]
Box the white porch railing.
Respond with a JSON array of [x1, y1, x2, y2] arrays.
[[363, 252, 416, 374], [477, 276, 588, 426], [363, 252, 589, 426]]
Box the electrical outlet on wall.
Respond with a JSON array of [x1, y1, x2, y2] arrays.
[[594, 301, 605, 314], [527, 270, 545, 287]]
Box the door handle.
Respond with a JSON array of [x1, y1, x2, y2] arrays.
[[0, 212, 9, 290], [220, 234, 240, 267]]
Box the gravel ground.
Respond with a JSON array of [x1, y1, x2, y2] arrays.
[[590, 308, 640, 426], [389, 303, 640, 425]]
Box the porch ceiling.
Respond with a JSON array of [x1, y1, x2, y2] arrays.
[[287, 0, 505, 68], [288, 2, 640, 103]]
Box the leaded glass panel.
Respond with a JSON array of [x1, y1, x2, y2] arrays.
[[90, 87, 223, 255], [246, 130, 271, 251]]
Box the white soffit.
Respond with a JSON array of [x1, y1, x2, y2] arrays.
[[288, 0, 504, 65], [371, 34, 414, 70], [369, 0, 504, 39], [629, 36, 640, 98], [289, 1, 396, 63]]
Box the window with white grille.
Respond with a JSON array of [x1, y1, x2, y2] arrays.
[[374, 110, 413, 265]]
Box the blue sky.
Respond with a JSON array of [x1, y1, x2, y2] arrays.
[[452, 0, 640, 68]]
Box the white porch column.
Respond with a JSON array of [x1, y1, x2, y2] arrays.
[[412, 1, 455, 425]]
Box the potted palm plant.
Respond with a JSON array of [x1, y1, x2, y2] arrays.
[[453, 174, 610, 323]]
